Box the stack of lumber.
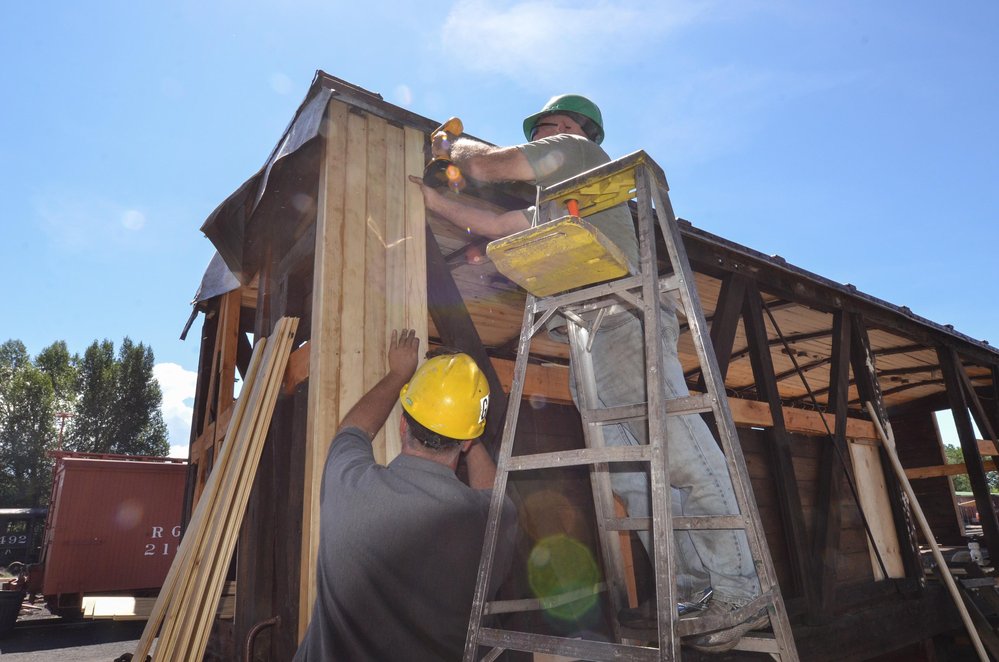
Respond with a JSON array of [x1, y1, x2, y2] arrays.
[[132, 317, 299, 661], [82, 583, 236, 621]]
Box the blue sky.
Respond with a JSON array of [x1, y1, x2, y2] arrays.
[[3, 1, 996, 455]]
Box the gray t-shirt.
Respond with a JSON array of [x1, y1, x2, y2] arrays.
[[517, 133, 639, 268], [294, 427, 517, 662], [518, 133, 640, 338]]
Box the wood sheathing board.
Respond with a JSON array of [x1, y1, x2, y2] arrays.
[[299, 99, 428, 636]]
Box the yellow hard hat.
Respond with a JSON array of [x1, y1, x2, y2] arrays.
[[399, 353, 490, 440]]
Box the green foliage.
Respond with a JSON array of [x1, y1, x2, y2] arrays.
[[945, 444, 972, 492], [0, 341, 60, 506], [944, 443, 999, 493], [0, 337, 169, 507], [67, 338, 169, 457]]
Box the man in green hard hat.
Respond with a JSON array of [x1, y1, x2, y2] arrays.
[[410, 95, 766, 653]]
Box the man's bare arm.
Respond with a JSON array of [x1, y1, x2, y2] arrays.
[[407, 175, 530, 238], [463, 441, 497, 490], [449, 138, 536, 183]]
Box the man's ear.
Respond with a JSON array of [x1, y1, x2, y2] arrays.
[[460, 439, 474, 453]]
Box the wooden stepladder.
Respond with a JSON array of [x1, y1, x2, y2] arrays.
[[463, 151, 799, 661]]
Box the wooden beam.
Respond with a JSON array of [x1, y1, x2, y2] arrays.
[[905, 460, 999, 480], [742, 283, 813, 602], [939, 345, 999, 560], [694, 272, 746, 391], [425, 223, 509, 448], [810, 311, 851, 622]]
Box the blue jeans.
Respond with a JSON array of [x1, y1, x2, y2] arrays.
[[567, 305, 760, 605]]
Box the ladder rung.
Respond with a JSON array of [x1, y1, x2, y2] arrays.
[[536, 275, 644, 312], [604, 516, 650, 531], [476, 628, 661, 662], [673, 515, 749, 530], [581, 394, 716, 427], [734, 634, 782, 654], [603, 515, 748, 532], [484, 583, 606, 615], [503, 445, 652, 472]]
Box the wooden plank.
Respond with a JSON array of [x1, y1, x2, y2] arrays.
[[490, 358, 572, 405], [299, 98, 348, 638], [183, 319, 299, 661], [134, 335, 268, 661], [383, 123, 407, 461], [847, 440, 905, 579], [160, 334, 282, 661], [282, 342, 310, 396], [851, 314, 924, 581], [337, 110, 369, 435], [906, 460, 999, 480], [403, 126, 428, 350], [364, 113, 388, 464]]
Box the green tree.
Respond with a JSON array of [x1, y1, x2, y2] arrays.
[[945, 444, 971, 492], [68, 338, 169, 456], [944, 443, 999, 493], [0, 342, 58, 506]]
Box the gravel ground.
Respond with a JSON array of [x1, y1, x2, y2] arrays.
[[0, 598, 150, 661]]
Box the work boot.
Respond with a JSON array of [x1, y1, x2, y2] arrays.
[[618, 588, 713, 631], [685, 599, 770, 653]]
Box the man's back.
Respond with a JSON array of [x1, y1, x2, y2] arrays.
[[295, 428, 515, 661]]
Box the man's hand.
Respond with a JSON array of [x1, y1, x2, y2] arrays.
[[388, 328, 420, 382], [408, 174, 442, 209], [336, 328, 421, 439]]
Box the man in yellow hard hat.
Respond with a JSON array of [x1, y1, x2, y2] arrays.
[[410, 96, 766, 652], [294, 329, 517, 662]]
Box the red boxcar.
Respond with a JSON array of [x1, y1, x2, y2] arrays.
[[31, 452, 188, 614]]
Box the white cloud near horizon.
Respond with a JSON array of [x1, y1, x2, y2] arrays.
[[154, 362, 196, 459]]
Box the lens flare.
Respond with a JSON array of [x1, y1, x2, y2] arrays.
[[527, 534, 600, 621]]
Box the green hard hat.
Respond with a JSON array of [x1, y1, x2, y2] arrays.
[[523, 94, 605, 145]]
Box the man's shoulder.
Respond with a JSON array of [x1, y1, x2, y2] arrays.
[[518, 134, 610, 186], [520, 133, 607, 156], [326, 426, 374, 465]]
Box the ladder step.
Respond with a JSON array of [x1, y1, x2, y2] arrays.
[[484, 583, 606, 615], [503, 445, 652, 472], [534, 273, 681, 315], [603, 515, 749, 531], [581, 394, 716, 426], [476, 628, 661, 662]]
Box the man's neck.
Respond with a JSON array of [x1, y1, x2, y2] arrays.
[[401, 444, 460, 471]]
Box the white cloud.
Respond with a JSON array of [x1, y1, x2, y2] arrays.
[[439, 0, 713, 85], [270, 72, 294, 95], [393, 84, 413, 106], [34, 192, 156, 250], [121, 209, 146, 230], [154, 362, 197, 458]]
